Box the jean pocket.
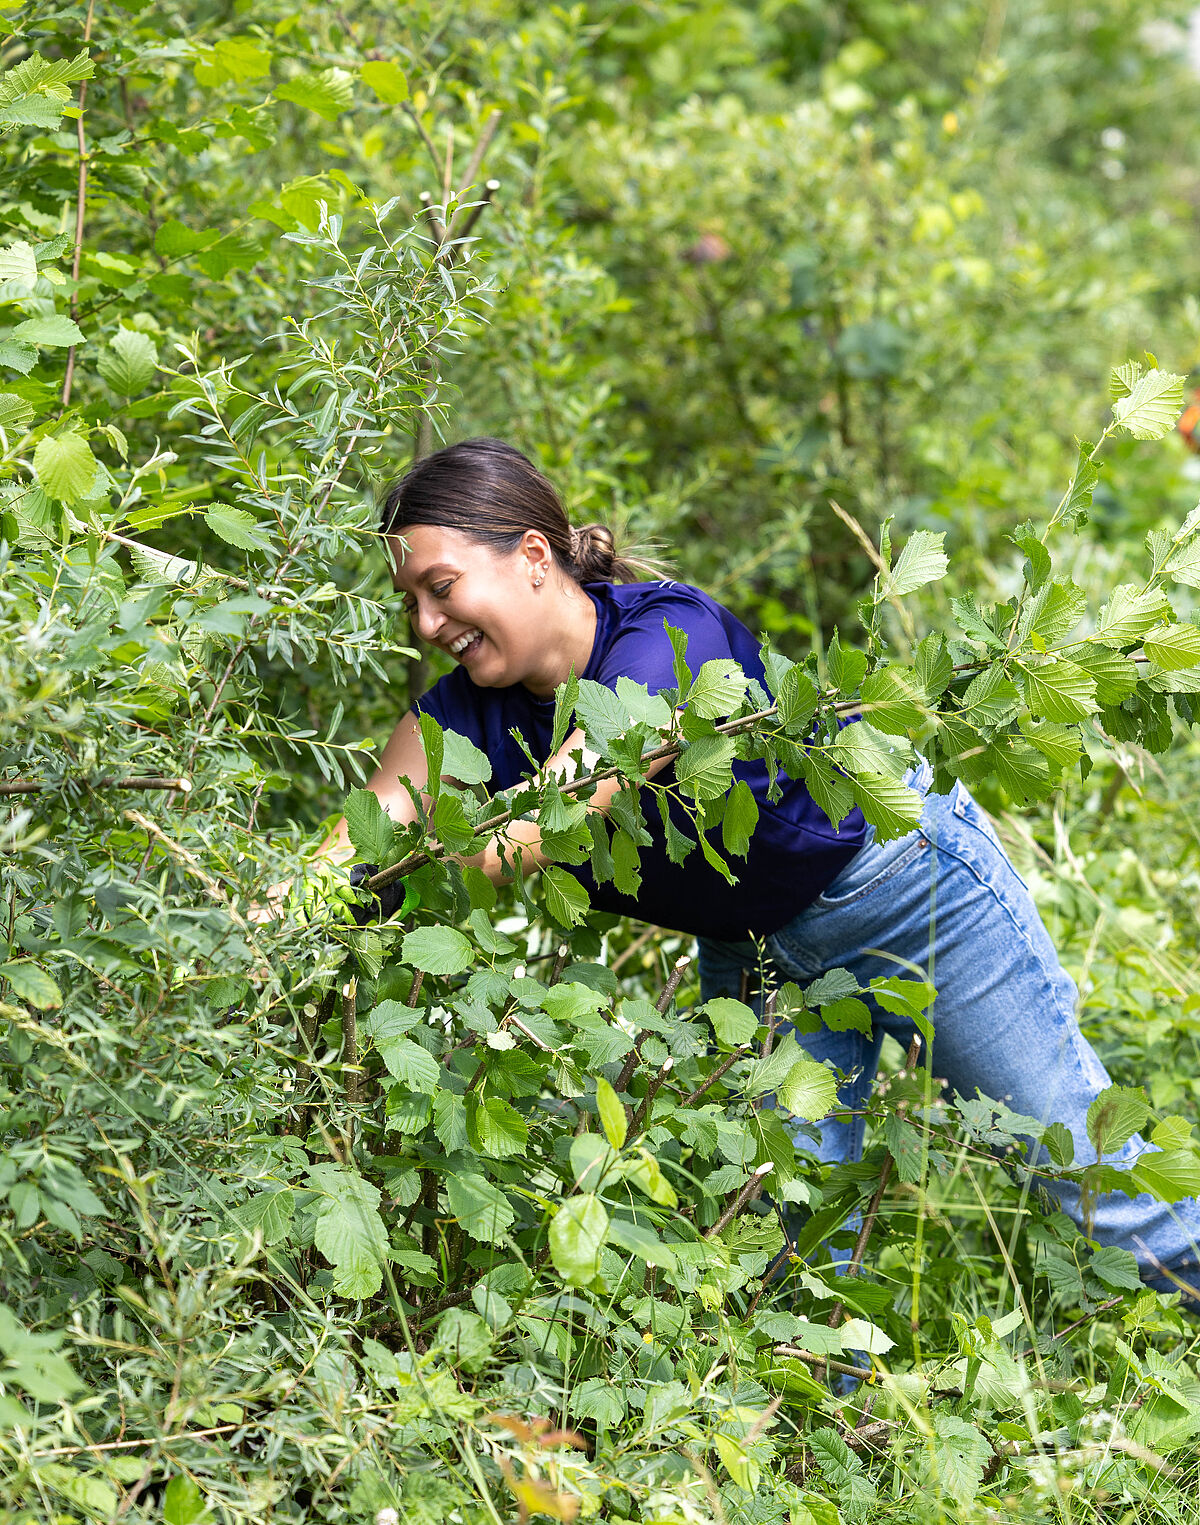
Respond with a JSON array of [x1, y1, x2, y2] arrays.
[[811, 831, 930, 909]]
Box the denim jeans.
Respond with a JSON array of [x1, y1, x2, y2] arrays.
[[697, 770, 1200, 1294]]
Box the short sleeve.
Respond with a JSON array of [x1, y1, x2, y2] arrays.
[[590, 593, 736, 696]]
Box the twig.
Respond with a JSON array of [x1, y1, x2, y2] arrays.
[[60, 0, 95, 410], [705, 1162, 773, 1239], [775, 1346, 874, 1383], [342, 979, 359, 1109], [683, 1045, 749, 1106], [1019, 1296, 1123, 1359], [629, 1057, 673, 1137], [406, 969, 425, 1007], [828, 1033, 922, 1330], [614, 955, 690, 1094], [0, 775, 190, 797], [455, 110, 502, 202]]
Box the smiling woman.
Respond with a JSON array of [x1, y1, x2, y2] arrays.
[[311, 436, 1200, 1301]]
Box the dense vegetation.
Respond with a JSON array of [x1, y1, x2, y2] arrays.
[[6, 2, 1200, 1521]]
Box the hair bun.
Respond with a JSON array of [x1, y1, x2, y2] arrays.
[[569, 522, 617, 582]]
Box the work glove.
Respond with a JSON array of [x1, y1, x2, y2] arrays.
[[347, 863, 416, 924], [291, 859, 360, 927]]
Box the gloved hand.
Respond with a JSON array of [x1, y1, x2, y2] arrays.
[[347, 863, 417, 924]]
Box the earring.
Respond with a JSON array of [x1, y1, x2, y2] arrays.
[[533, 572, 545, 588]]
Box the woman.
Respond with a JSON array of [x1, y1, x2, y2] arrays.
[[321, 436, 1200, 1299]]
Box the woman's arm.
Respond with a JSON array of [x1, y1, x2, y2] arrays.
[[463, 724, 672, 884], [318, 708, 430, 864]]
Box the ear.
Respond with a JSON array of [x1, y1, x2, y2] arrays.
[[518, 529, 553, 577]]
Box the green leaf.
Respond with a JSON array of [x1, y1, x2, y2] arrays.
[[686, 657, 748, 720], [401, 925, 473, 976], [702, 996, 758, 1047], [432, 1089, 468, 1152], [343, 787, 394, 862], [886, 528, 948, 596], [154, 219, 209, 258], [33, 431, 97, 504], [0, 339, 36, 373], [96, 327, 158, 395], [721, 777, 759, 856], [1142, 623, 1200, 671], [194, 37, 271, 86], [163, 1476, 212, 1525], [929, 1412, 990, 1507], [377, 1036, 439, 1093], [233, 1187, 295, 1246], [1086, 1084, 1150, 1159], [204, 504, 271, 551], [1060, 442, 1099, 528], [1069, 646, 1138, 703], [596, 1075, 627, 1150], [1043, 1120, 1074, 1166], [442, 728, 492, 784], [1130, 1149, 1200, 1203], [549, 1193, 609, 1287], [605, 1214, 677, 1268], [961, 664, 1020, 727], [0, 393, 33, 431], [1019, 659, 1096, 722], [11, 314, 84, 347], [1111, 367, 1185, 440], [1089, 1246, 1143, 1291], [361, 59, 410, 104], [674, 734, 736, 800], [446, 1172, 515, 1243], [0, 960, 61, 1009], [799, 752, 856, 830], [827, 630, 868, 694], [849, 771, 924, 841], [1018, 580, 1087, 645], [467, 1094, 529, 1158], [275, 68, 355, 121], [0, 239, 36, 294], [307, 1164, 389, 1298], [1164, 536, 1200, 589], [36, 1466, 119, 1518], [820, 996, 872, 1035], [777, 1058, 839, 1120], [1094, 584, 1173, 647], [859, 665, 926, 736], [543, 865, 590, 927], [776, 664, 819, 732]]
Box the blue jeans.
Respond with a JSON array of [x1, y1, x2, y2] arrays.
[[697, 772, 1200, 1292]]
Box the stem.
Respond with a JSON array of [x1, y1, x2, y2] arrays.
[[828, 1033, 922, 1330], [776, 1346, 874, 1383], [705, 1162, 773, 1239], [60, 0, 95, 411], [614, 955, 690, 1094], [0, 776, 189, 797]]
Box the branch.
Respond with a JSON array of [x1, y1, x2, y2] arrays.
[[60, 0, 96, 411], [0, 776, 190, 797]]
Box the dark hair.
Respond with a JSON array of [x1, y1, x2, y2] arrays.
[[381, 437, 649, 584]]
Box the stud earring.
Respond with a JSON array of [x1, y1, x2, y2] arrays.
[[533, 572, 545, 588]]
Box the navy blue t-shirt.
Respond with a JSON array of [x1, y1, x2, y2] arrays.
[[414, 580, 868, 940]]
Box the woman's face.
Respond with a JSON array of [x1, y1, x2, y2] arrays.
[[388, 523, 573, 692]]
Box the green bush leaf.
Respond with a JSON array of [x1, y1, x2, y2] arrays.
[[1086, 1084, 1149, 1159], [0, 961, 61, 1010], [378, 1036, 440, 1093], [1142, 623, 1200, 671], [11, 314, 84, 347], [675, 734, 735, 800], [0, 239, 36, 293], [859, 665, 926, 735], [401, 925, 473, 976], [1019, 659, 1096, 722], [886, 528, 948, 596], [97, 326, 158, 395], [542, 865, 590, 927], [466, 1094, 529, 1158], [343, 787, 394, 862], [361, 59, 410, 104], [307, 1164, 389, 1298], [275, 68, 355, 121], [204, 504, 271, 551], [777, 1058, 839, 1120], [163, 1476, 212, 1525], [848, 770, 924, 840], [549, 1193, 609, 1286], [721, 777, 759, 856], [595, 1075, 627, 1150], [702, 996, 758, 1047], [32, 431, 97, 503], [446, 1172, 515, 1243], [1111, 367, 1184, 440], [1093, 585, 1173, 646], [686, 657, 748, 719]]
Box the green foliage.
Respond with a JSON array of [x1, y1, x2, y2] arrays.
[[5, 0, 1200, 1521]]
